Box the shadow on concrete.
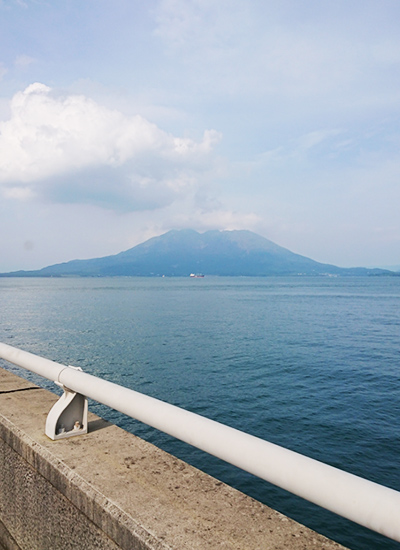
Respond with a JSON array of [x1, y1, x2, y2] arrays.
[[88, 418, 113, 433]]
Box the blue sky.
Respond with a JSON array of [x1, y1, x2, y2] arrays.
[[1, 0, 400, 270]]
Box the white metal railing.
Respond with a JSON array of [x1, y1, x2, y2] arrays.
[[0, 342, 399, 543]]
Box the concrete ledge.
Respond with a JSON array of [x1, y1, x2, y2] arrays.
[[0, 519, 20, 550], [0, 367, 347, 549]]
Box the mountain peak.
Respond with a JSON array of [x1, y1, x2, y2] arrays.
[[0, 229, 393, 277]]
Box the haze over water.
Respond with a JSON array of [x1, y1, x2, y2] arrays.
[[1, 276, 399, 550]]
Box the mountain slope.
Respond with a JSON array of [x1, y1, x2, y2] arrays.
[[0, 229, 392, 277]]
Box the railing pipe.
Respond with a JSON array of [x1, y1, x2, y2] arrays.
[[0, 342, 399, 543]]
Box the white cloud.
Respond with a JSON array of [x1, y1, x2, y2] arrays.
[[3, 185, 34, 200], [154, 0, 400, 112], [296, 129, 343, 151], [14, 54, 36, 68], [243, 128, 346, 173], [191, 209, 262, 232], [0, 83, 221, 210], [172, 207, 262, 233]]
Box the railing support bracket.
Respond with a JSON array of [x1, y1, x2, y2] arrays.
[[45, 366, 88, 440]]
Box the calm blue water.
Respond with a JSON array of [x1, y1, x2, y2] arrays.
[[1, 276, 399, 549]]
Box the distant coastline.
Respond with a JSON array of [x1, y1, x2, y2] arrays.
[[0, 229, 398, 278]]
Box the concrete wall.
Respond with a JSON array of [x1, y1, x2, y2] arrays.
[[0, 367, 347, 550]]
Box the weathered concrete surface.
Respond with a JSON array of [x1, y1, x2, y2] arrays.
[[0, 367, 348, 549], [0, 520, 20, 550]]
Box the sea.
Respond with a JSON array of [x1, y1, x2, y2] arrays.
[[0, 276, 399, 550]]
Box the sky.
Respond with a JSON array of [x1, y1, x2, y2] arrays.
[[1, 0, 400, 271]]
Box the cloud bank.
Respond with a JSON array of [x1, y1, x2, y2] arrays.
[[0, 83, 221, 210]]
